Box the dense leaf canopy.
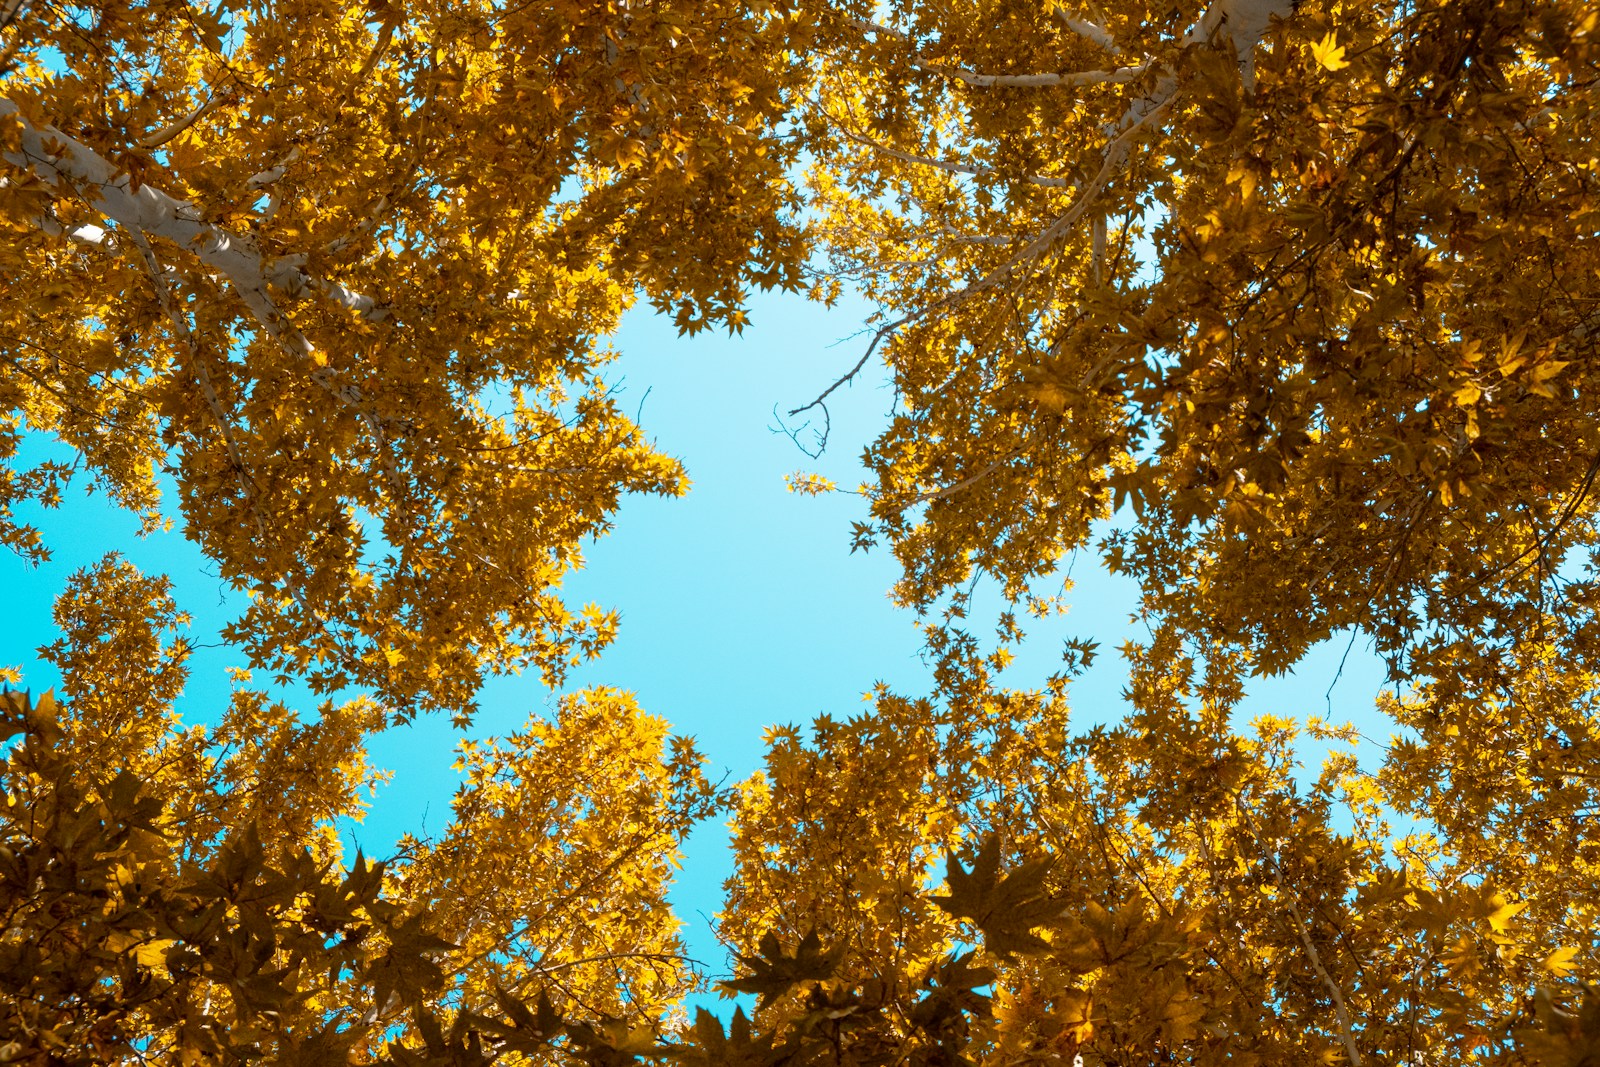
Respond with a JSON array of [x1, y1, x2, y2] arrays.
[[0, 0, 804, 718], [800, 0, 1600, 690], [3, 0, 1600, 1064]]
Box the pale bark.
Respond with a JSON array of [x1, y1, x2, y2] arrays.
[[926, 61, 1150, 89], [0, 97, 401, 486], [1054, 12, 1122, 54], [0, 98, 385, 325]]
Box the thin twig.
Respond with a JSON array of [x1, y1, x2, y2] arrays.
[[140, 90, 223, 148], [789, 88, 1176, 445], [1239, 800, 1364, 1066], [903, 448, 1024, 507]]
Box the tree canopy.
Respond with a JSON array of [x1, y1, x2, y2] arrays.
[[3, 0, 1600, 1064]]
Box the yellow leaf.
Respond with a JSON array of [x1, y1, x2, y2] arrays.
[[1531, 359, 1571, 383], [1225, 160, 1257, 199], [1497, 331, 1526, 375], [133, 939, 175, 969], [1487, 896, 1525, 933], [1311, 32, 1349, 72], [1544, 945, 1581, 976], [785, 472, 838, 496], [1452, 381, 1481, 406]]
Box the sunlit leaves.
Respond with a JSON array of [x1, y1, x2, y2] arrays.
[[0, 0, 810, 721], [1309, 32, 1349, 72], [5, 1, 1600, 1066], [803, 0, 1600, 717]]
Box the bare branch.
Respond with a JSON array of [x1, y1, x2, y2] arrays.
[[31, 211, 116, 250], [139, 90, 224, 148], [130, 232, 254, 488], [1091, 214, 1106, 284], [923, 59, 1148, 89], [1239, 800, 1365, 1067], [123, 229, 332, 619]]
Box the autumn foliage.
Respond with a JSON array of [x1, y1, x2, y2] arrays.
[[3, 0, 1600, 1064]]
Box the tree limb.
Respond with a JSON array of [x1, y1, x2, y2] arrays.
[[139, 90, 224, 148], [0, 96, 403, 489], [1054, 10, 1122, 54], [791, 0, 1294, 452], [0, 0, 32, 75], [921, 59, 1148, 89], [789, 87, 1174, 437], [1282, 894, 1364, 1067], [0, 98, 387, 327]]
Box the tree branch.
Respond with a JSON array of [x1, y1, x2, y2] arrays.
[[0, 96, 404, 490], [139, 90, 224, 149], [1054, 10, 1121, 54], [0, 0, 27, 33], [789, 88, 1174, 441], [1283, 894, 1364, 1067], [0, 98, 386, 326], [791, 0, 1295, 453], [921, 59, 1148, 89], [1238, 800, 1365, 1067], [0, 0, 32, 76], [904, 448, 1024, 507]]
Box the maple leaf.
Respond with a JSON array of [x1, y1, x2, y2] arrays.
[[931, 836, 1057, 957], [722, 930, 847, 1010], [1310, 32, 1350, 71]]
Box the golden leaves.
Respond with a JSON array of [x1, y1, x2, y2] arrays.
[[5, 1, 1600, 1065], [805, 0, 1600, 783], [0, 0, 802, 720], [1310, 32, 1350, 72], [1544, 946, 1581, 977], [784, 471, 838, 495]]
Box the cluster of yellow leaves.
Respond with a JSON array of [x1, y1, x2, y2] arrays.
[[1, 558, 715, 1064], [398, 688, 720, 1030], [0, 0, 811, 721], [711, 638, 1600, 1065], [803, 0, 1600, 692]]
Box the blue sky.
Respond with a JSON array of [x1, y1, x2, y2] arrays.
[[0, 284, 1391, 985]]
